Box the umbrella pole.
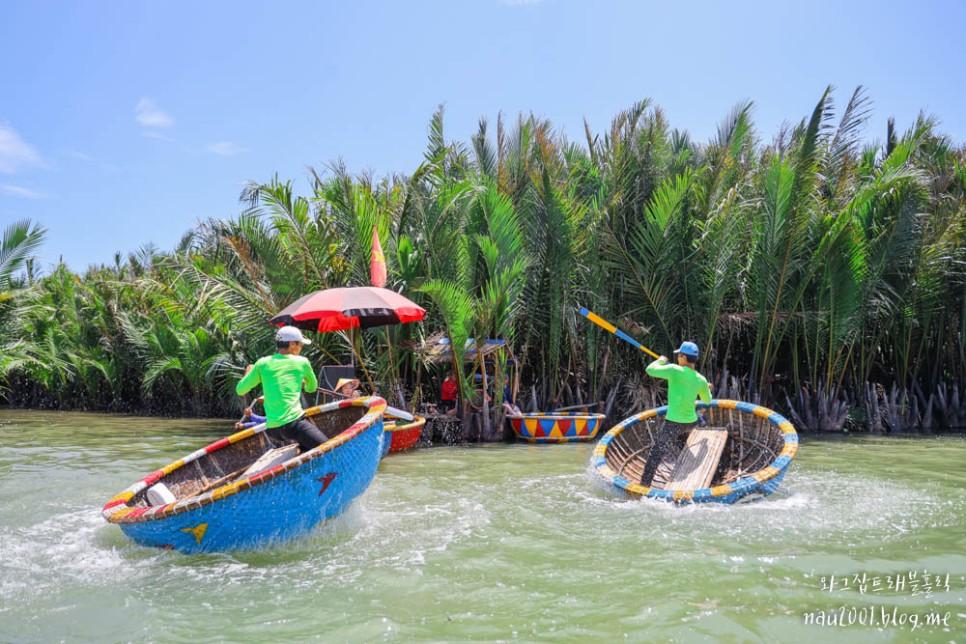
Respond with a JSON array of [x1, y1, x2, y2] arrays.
[[385, 327, 399, 407], [349, 327, 354, 367], [351, 326, 377, 395]]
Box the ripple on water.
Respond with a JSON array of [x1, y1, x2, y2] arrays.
[[0, 480, 489, 604], [4, 462, 960, 575], [579, 468, 963, 543], [3, 437, 965, 643]]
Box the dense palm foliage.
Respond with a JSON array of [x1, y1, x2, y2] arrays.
[[2, 88, 965, 432]]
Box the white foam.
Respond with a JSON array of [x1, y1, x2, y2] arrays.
[[579, 468, 965, 552]]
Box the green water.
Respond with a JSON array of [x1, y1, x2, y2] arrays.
[[0, 410, 964, 643]]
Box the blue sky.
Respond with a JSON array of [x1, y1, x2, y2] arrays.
[[2, 0, 964, 272]]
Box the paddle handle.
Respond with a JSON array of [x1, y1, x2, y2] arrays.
[[578, 307, 661, 360], [384, 405, 416, 422], [318, 387, 415, 422]]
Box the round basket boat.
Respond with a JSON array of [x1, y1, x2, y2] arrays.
[[591, 400, 798, 504], [509, 412, 606, 443], [102, 397, 387, 553], [381, 414, 427, 456]]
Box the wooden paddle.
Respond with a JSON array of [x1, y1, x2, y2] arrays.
[[554, 401, 603, 412], [578, 307, 660, 359], [236, 395, 264, 428]]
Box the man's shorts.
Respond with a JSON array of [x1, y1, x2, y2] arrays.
[[267, 416, 328, 452]]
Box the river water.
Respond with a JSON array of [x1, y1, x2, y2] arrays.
[[0, 409, 964, 642]]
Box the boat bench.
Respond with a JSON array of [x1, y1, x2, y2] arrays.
[[242, 443, 300, 478], [664, 427, 729, 491]]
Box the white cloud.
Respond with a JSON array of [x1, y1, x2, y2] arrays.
[[64, 149, 119, 173], [65, 149, 95, 162], [135, 98, 174, 128], [2, 184, 43, 199], [0, 124, 42, 174], [205, 141, 247, 156], [142, 130, 174, 143]]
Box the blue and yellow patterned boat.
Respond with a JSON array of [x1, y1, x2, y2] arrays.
[[592, 400, 798, 504], [102, 397, 386, 553], [508, 412, 606, 443]]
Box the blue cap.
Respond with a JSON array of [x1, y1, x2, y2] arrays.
[[673, 341, 699, 358]]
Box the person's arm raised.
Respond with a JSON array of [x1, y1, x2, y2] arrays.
[[236, 363, 260, 396], [645, 356, 672, 377]]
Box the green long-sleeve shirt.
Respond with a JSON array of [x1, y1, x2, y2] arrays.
[[645, 358, 712, 423], [235, 353, 318, 428]]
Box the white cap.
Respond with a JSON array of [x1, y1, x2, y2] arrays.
[[276, 325, 312, 345]]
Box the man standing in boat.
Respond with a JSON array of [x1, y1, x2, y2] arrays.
[[236, 326, 327, 452], [640, 341, 713, 487]]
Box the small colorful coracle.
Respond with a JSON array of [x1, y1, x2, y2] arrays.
[[508, 412, 606, 443]]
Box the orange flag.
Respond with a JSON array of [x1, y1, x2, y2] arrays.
[[370, 225, 387, 287]]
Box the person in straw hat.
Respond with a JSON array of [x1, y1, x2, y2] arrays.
[[335, 377, 362, 399]]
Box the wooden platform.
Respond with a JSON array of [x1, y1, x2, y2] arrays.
[[664, 427, 728, 491]]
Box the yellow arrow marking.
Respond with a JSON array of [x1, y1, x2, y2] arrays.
[[181, 523, 208, 545]]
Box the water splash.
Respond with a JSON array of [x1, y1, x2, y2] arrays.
[[3, 416, 965, 642]]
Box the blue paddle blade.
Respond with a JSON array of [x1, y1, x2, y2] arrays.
[[614, 328, 644, 351]]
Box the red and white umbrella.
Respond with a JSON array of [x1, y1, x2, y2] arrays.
[[270, 286, 425, 333]]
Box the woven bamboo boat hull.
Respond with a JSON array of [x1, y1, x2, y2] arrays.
[[102, 397, 387, 553], [509, 412, 606, 443], [591, 400, 798, 504], [382, 415, 426, 456]]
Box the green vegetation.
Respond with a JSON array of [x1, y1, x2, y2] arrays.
[[2, 87, 964, 432]]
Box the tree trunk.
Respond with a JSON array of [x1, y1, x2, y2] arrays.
[[478, 341, 491, 440]]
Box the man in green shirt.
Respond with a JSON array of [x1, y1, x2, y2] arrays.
[[236, 326, 327, 452], [640, 341, 713, 487]]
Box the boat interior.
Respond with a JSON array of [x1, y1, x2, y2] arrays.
[[603, 406, 785, 489], [129, 405, 368, 507]]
